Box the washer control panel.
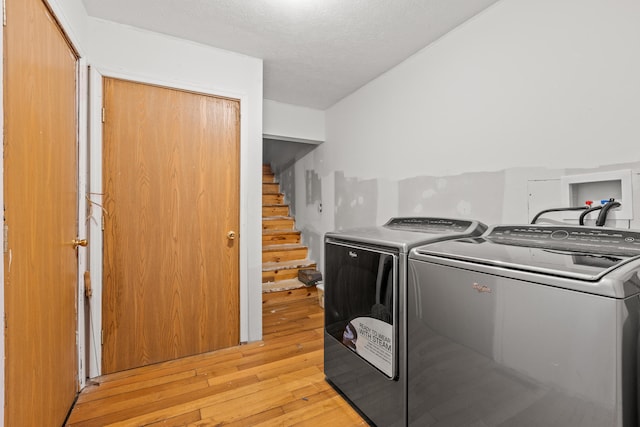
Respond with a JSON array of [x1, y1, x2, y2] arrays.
[[385, 217, 473, 233], [488, 225, 640, 255]]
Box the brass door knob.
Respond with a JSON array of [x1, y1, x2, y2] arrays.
[[72, 238, 88, 249], [227, 231, 237, 240]]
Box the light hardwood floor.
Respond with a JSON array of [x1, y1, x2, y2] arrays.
[[66, 289, 368, 426]]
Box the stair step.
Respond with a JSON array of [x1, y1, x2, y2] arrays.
[[262, 278, 311, 294], [262, 230, 301, 245], [263, 172, 275, 183], [263, 217, 294, 230], [262, 281, 318, 303], [262, 258, 317, 271], [262, 259, 317, 283], [263, 193, 284, 205], [262, 205, 289, 217], [263, 164, 272, 174], [262, 182, 280, 194], [262, 244, 308, 263]]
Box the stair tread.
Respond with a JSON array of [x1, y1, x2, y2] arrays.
[[262, 278, 311, 293], [262, 259, 316, 271], [263, 195, 284, 201], [262, 204, 288, 207], [262, 243, 307, 252], [262, 229, 301, 235], [262, 205, 289, 215]]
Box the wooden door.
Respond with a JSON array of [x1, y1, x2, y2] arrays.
[[102, 78, 240, 374], [3, 0, 79, 424]]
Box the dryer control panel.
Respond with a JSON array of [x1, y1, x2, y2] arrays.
[[488, 225, 640, 255], [385, 217, 474, 233]]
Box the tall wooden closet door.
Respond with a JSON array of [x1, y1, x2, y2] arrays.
[[102, 78, 240, 374], [3, 0, 79, 424]]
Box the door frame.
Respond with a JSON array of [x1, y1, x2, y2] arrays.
[[1, 6, 5, 421], [87, 67, 250, 377], [0, 0, 89, 423], [76, 57, 89, 390]]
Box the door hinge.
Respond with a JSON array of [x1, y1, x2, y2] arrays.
[[101, 107, 105, 123], [2, 0, 6, 27], [101, 330, 104, 345], [4, 313, 7, 330], [3, 224, 8, 253]]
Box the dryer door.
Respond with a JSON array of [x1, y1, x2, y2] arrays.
[[325, 240, 398, 379]]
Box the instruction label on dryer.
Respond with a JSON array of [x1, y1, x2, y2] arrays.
[[342, 317, 394, 378]]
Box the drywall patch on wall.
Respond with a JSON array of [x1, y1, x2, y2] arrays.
[[335, 171, 378, 230], [633, 171, 640, 228], [278, 166, 296, 216], [527, 179, 564, 224], [300, 227, 323, 270], [502, 167, 562, 224], [306, 170, 322, 206], [563, 160, 640, 177], [377, 178, 399, 226], [398, 170, 506, 224]]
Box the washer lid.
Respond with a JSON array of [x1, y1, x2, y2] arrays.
[[325, 217, 487, 253], [413, 225, 640, 282]]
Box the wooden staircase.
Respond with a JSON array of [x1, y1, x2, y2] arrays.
[[262, 164, 317, 295]]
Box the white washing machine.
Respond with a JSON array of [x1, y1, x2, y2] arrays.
[[408, 224, 640, 426], [324, 217, 487, 426]]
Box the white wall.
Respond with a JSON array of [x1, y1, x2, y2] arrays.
[[324, 0, 640, 179], [86, 17, 264, 376], [263, 99, 325, 143], [292, 0, 640, 272]]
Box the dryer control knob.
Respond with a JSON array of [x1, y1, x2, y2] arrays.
[[551, 230, 569, 240]]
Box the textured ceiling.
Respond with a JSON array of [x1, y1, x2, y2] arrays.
[[82, 0, 500, 109]]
